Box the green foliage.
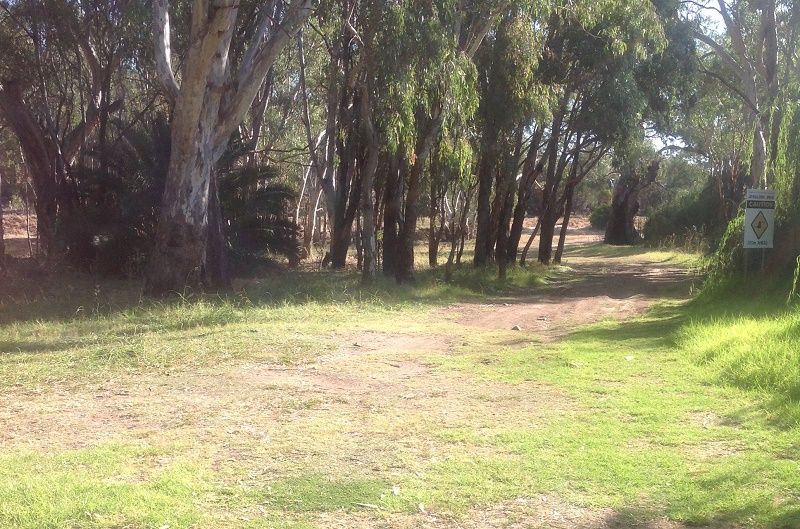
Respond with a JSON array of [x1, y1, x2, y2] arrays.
[[774, 103, 800, 210], [702, 214, 746, 290], [589, 204, 611, 230], [218, 163, 301, 268], [65, 114, 170, 276], [476, 10, 546, 135], [643, 186, 717, 252]]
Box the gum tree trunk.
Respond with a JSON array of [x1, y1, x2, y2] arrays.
[[383, 152, 403, 277], [507, 127, 544, 264], [604, 161, 658, 245], [473, 135, 498, 266], [359, 84, 379, 282], [145, 0, 313, 295], [0, 170, 4, 269], [554, 180, 576, 263], [536, 104, 568, 265]]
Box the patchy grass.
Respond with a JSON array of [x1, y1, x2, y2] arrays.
[[2, 242, 800, 528], [0, 259, 551, 389], [566, 241, 704, 267], [433, 294, 800, 527], [0, 443, 210, 529]]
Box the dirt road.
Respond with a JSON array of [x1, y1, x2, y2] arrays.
[[0, 227, 698, 529]]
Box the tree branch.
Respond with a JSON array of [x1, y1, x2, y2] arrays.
[[153, 0, 180, 105], [214, 0, 314, 146]]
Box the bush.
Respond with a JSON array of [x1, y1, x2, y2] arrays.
[[643, 185, 721, 252], [63, 116, 302, 277], [65, 114, 170, 276], [589, 205, 610, 230]]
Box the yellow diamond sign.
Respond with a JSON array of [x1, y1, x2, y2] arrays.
[[744, 189, 775, 248], [751, 211, 769, 240]]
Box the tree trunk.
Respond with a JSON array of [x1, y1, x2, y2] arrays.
[[205, 174, 231, 289], [145, 124, 218, 295], [329, 150, 361, 269], [554, 181, 576, 264], [495, 185, 516, 278], [537, 155, 568, 265], [536, 103, 567, 264], [383, 152, 403, 277], [519, 217, 541, 266], [605, 165, 649, 245], [604, 178, 640, 245], [456, 190, 472, 265], [396, 108, 443, 282], [507, 128, 544, 264], [360, 84, 379, 282], [146, 0, 313, 295], [751, 117, 768, 188], [537, 213, 559, 265], [428, 154, 441, 268], [0, 81, 58, 253], [493, 128, 524, 275], [0, 171, 4, 269], [473, 135, 498, 266]]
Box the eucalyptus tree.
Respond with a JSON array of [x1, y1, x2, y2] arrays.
[[0, 0, 130, 257], [525, 0, 696, 255], [605, 141, 660, 245], [687, 0, 786, 188], [472, 5, 548, 268], [145, 0, 314, 295], [530, 0, 670, 262], [669, 70, 752, 222], [385, 0, 508, 282]]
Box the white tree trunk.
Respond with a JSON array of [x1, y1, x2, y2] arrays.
[[145, 0, 314, 295]]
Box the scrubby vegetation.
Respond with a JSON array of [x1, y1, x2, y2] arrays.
[[1, 0, 799, 528]]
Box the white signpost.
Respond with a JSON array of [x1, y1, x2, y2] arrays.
[[744, 189, 776, 249]]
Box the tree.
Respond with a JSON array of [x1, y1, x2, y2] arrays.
[[387, 0, 505, 282], [0, 0, 127, 257], [472, 6, 545, 269], [606, 152, 660, 245], [145, 0, 314, 295], [689, 0, 780, 188]]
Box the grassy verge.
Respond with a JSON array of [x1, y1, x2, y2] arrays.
[[432, 290, 800, 527], [2, 246, 799, 528], [566, 241, 704, 267], [0, 261, 551, 389]]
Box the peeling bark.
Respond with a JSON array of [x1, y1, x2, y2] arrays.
[[145, 0, 313, 296], [359, 82, 379, 282]]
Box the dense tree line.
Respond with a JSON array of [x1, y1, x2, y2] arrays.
[[0, 0, 798, 295]]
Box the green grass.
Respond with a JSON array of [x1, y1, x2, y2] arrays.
[[0, 262, 551, 388], [430, 292, 800, 527], [3, 247, 800, 528], [566, 241, 704, 267], [0, 443, 210, 529]]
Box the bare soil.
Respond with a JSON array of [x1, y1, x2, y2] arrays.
[[0, 224, 699, 528], [450, 226, 692, 342], [2, 210, 36, 258]]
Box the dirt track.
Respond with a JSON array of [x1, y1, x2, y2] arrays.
[[0, 224, 698, 529], [450, 226, 693, 342]]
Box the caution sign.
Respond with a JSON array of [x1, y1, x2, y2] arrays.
[[744, 189, 776, 249]]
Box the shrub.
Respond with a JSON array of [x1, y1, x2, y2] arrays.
[[589, 204, 611, 230], [643, 185, 721, 252], [64, 116, 301, 277]]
